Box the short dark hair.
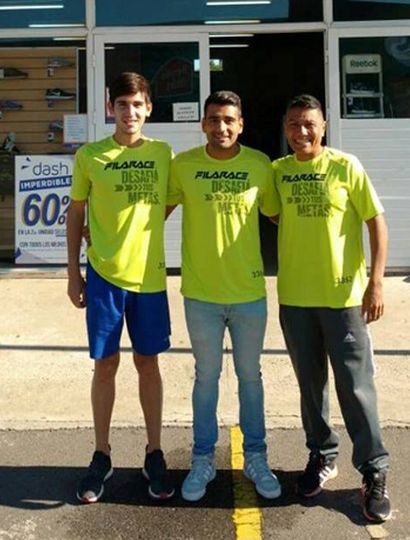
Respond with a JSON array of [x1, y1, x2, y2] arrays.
[[204, 90, 242, 116], [286, 94, 323, 115], [109, 72, 151, 105]]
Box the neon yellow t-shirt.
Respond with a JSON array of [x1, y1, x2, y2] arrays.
[[271, 147, 384, 308], [168, 145, 276, 303], [71, 136, 171, 292]]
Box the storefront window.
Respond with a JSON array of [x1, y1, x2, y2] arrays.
[[0, 0, 85, 29], [334, 0, 410, 21], [340, 36, 410, 118], [0, 38, 86, 260], [105, 42, 200, 123], [96, 0, 322, 26]]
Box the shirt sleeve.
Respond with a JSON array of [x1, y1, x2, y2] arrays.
[[267, 160, 282, 216], [348, 156, 384, 221], [166, 157, 184, 206], [258, 159, 277, 216], [70, 146, 91, 201]]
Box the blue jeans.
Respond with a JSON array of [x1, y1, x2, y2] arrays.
[[184, 297, 268, 456]]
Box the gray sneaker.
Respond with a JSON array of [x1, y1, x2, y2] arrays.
[[47, 57, 75, 69], [182, 454, 216, 502], [244, 452, 281, 499]]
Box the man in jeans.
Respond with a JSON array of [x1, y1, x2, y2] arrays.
[[167, 90, 281, 502], [67, 72, 174, 503], [271, 94, 391, 522]]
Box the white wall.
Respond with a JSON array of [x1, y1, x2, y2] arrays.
[[340, 119, 410, 270]]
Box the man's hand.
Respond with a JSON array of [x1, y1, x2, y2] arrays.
[[67, 272, 86, 308], [82, 225, 91, 246], [362, 281, 384, 323]]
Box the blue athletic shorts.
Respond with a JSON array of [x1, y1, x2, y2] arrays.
[[86, 264, 171, 360]]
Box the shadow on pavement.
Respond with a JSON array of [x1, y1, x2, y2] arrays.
[[0, 464, 367, 525]]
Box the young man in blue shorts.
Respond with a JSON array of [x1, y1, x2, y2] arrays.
[[66, 72, 174, 503]]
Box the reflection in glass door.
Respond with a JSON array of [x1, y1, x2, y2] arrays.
[[93, 33, 209, 268], [94, 34, 209, 152]]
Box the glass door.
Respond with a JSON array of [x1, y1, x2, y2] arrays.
[[93, 33, 209, 268], [94, 33, 209, 152]]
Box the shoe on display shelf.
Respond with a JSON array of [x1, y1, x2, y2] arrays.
[[1, 132, 20, 154], [0, 99, 23, 110], [0, 67, 28, 79], [46, 88, 76, 100], [349, 82, 376, 95], [47, 57, 75, 69], [49, 120, 64, 131]]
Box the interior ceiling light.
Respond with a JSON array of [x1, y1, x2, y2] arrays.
[[205, 19, 261, 24], [29, 23, 83, 27], [0, 3, 63, 9], [207, 1, 271, 5], [210, 44, 249, 48], [53, 37, 85, 41], [210, 33, 254, 37]]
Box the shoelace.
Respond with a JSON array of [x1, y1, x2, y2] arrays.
[[190, 458, 213, 480], [365, 473, 387, 499], [248, 456, 271, 479]]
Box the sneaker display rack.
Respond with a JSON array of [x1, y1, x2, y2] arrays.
[[0, 49, 77, 155], [342, 54, 384, 118], [0, 47, 78, 261]]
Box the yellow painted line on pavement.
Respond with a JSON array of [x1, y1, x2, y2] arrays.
[[230, 425, 262, 540]]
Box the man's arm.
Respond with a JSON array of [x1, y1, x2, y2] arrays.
[[362, 213, 388, 323], [66, 199, 87, 308]]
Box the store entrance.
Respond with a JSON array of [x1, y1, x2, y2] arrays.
[[210, 32, 325, 273]]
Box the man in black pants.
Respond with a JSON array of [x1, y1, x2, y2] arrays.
[[271, 94, 391, 523]]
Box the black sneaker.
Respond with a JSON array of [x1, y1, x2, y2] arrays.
[[76, 450, 113, 503], [46, 88, 76, 100], [296, 453, 338, 497], [0, 67, 28, 79], [362, 471, 391, 522], [142, 448, 175, 500]]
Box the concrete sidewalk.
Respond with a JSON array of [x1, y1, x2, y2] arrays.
[[0, 272, 409, 539], [0, 272, 409, 431]]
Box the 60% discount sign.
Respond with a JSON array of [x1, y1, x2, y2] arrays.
[[21, 193, 70, 227]]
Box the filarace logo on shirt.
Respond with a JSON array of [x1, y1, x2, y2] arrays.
[[281, 173, 326, 183], [195, 171, 249, 180], [104, 160, 155, 170]]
